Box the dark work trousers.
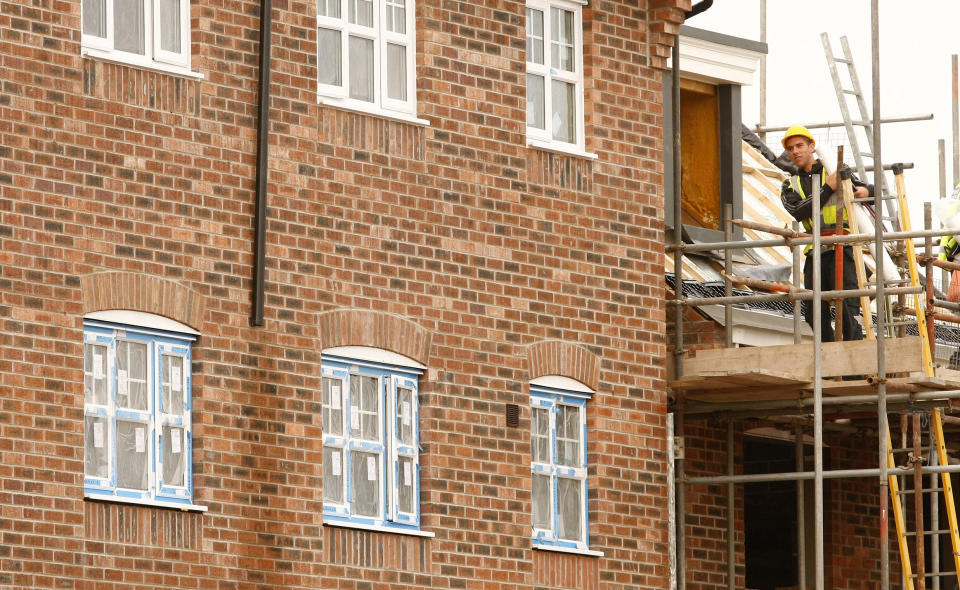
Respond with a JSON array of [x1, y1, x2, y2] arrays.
[[802, 245, 864, 342]]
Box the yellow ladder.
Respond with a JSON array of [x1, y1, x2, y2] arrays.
[[842, 169, 960, 586]]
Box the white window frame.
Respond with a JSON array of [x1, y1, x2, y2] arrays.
[[83, 315, 204, 511], [81, 0, 198, 77], [530, 383, 590, 551], [525, 0, 587, 154], [316, 0, 419, 121], [321, 351, 426, 535]]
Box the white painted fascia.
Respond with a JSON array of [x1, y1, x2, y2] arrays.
[[697, 304, 812, 347], [670, 35, 762, 86]]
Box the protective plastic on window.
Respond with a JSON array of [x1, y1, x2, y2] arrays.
[[323, 446, 344, 503], [85, 415, 109, 479], [82, 0, 106, 38], [114, 0, 145, 54], [318, 29, 342, 87], [551, 79, 576, 144], [555, 404, 581, 467], [531, 407, 550, 464], [159, 0, 181, 53], [349, 0, 373, 27], [395, 385, 414, 445], [526, 8, 544, 65], [397, 455, 414, 513], [532, 473, 551, 530], [550, 7, 574, 72], [351, 374, 379, 441], [118, 340, 149, 411], [318, 0, 340, 18], [322, 376, 344, 436], [162, 425, 185, 487], [161, 354, 185, 415], [117, 420, 149, 490], [349, 36, 375, 102], [526, 74, 545, 131], [385, 0, 405, 34], [386, 43, 407, 101], [84, 343, 108, 406], [557, 476, 582, 541], [351, 451, 380, 516]]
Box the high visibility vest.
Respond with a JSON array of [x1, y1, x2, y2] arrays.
[[789, 169, 847, 254], [940, 235, 959, 262]]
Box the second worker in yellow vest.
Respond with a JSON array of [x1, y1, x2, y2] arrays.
[[779, 125, 874, 342]]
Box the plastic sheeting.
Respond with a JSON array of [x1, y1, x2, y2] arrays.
[[557, 477, 582, 541], [351, 451, 379, 517]]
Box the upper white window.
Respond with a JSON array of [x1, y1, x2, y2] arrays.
[[317, 0, 417, 118], [321, 350, 423, 533], [83, 314, 199, 510], [531, 382, 590, 551], [525, 0, 585, 151], [81, 0, 192, 71]]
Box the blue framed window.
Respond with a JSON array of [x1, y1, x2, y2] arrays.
[[83, 315, 196, 508], [322, 350, 422, 532], [531, 383, 589, 550]]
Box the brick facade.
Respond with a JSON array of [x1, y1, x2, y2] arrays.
[[0, 0, 689, 588]]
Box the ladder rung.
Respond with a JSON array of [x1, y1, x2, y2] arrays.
[[852, 196, 898, 203], [834, 57, 852, 65], [897, 487, 944, 494], [843, 89, 859, 95], [861, 152, 874, 158]]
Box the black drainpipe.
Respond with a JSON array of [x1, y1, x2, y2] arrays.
[[685, 0, 713, 19], [252, 0, 272, 326]]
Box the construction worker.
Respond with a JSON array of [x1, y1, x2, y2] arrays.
[[779, 125, 874, 341]]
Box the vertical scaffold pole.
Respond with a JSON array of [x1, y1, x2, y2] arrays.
[[671, 33, 686, 590]]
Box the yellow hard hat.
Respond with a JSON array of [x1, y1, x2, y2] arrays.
[[781, 125, 815, 148]]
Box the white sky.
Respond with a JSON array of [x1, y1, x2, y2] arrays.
[[687, 0, 960, 229]]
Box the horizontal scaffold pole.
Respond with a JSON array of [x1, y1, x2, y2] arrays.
[[685, 463, 960, 486], [681, 389, 960, 416], [674, 285, 922, 307], [669, 227, 955, 254]]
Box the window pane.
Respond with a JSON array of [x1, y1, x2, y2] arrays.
[[551, 79, 575, 143], [159, 0, 181, 53], [318, 0, 340, 18], [318, 28, 342, 87], [323, 446, 344, 503], [84, 343, 108, 406], [526, 8, 543, 65], [117, 420, 149, 490], [114, 0, 145, 54], [348, 36, 375, 102], [162, 425, 185, 487], [550, 7, 574, 72], [348, 0, 373, 26], [351, 374, 379, 440], [531, 407, 550, 463], [352, 451, 379, 516], [117, 340, 149, 411], [83, 0, 106, 38], [532, 473, 551, 530], [398, 455, 414, 513], [386, 43, 407, 101], [396, 385, 414, 444], [527, 74, 544, 130], [161, 355, 185, 415], [385, 0, 405, 33], [85, 415, 109, 479], [556, 404, 581, 467], [557, 477, 582, 541], [322, 377, 344, 436]]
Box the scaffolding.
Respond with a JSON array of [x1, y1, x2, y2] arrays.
[[670, 3, 960, 589]]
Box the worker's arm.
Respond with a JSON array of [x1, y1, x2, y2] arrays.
[[781, 178, 815, 222], [846, 167, 874, 200]]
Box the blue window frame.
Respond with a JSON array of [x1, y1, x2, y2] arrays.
[[83, 318, 195, 507], [530, 384, 589, 550], [322, 352, 422, 531]]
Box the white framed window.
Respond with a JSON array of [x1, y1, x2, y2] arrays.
[[531, 382, 590, 551], [525, 0, 586, 152], [81, 0, 193, 73], [83, 314, 201, 510], [317, 0, 418, 119], [321, 349, 423, 533]]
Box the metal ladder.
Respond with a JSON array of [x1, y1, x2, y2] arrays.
[[821, 33, 899, 231]]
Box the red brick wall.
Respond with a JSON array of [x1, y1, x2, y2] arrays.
[[0, 0, 688, 589]]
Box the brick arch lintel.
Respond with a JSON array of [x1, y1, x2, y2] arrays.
[[317, 308, 433, 366], [80, 271, 206, 332], [526, 340, 601, 392]]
